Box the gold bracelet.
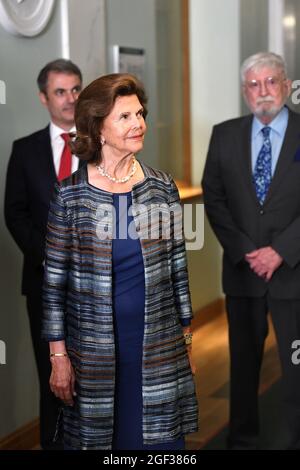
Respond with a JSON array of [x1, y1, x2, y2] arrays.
[[50, 352, 68, 358], [184, 332, 193, 345]]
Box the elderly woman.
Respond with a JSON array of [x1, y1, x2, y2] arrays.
[[42, 73, 198, 450]]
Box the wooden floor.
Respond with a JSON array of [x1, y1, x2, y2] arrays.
[[185, 310, 281, 450]]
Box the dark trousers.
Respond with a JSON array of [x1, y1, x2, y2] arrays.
[[226, 295, 300, 450], [26, 291, 63, 450]]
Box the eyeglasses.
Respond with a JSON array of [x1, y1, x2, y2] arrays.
[[244, 76, 285, 93]]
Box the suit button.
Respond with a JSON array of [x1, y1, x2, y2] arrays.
[[260, 209, 264, 215]]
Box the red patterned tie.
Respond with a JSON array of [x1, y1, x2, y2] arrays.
[[58, 133, 72, 181]]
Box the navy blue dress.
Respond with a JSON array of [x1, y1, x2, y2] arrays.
[[111, 192, 184, 450]]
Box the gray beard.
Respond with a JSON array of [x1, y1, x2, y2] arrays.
[[254, 104, 282, 121]]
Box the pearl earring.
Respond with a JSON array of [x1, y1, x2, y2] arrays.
[[100, 136, 106, 146]]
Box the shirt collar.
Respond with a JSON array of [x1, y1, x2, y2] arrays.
[[50, 122, 76, 141], [252, 106, 289, 139]]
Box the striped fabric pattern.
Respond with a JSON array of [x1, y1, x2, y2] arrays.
[[42, 162, 198, 449]]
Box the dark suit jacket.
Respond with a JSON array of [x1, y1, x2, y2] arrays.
[[4, 125, 82, 295], [202, 108, 300, 299]]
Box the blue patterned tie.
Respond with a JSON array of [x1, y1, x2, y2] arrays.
[[253, 126, 272, 205]]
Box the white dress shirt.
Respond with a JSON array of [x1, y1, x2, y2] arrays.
[[50, 122, 79, 177]]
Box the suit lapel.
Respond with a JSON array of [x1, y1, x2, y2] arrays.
[[264, 110, 300, 204], [36, 126, 85, 200], [37, 125, 57, 184], [236, 110, 300, 207], [235, 115, 260, 205], [37, 126, 85, 179]]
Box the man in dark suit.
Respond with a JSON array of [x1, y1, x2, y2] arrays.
[[4, 59, 82, 450], [202, 52, 300, 450]]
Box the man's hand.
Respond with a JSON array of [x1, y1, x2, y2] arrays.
[[245, 246, 283, 281]]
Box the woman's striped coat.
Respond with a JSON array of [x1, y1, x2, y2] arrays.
[[42, 162, 198, 449]]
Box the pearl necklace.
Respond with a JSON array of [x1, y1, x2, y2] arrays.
[[96, 156, 137, 183]]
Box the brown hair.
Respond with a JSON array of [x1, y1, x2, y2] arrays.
[[37, 58, 82, 94], [70, 73, 148, 163]]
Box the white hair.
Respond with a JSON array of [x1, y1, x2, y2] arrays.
[[240, 52, 288, 83]]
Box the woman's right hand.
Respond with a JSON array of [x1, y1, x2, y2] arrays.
[[49, 356, 76, 406]]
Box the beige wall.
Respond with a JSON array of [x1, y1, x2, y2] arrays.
[[187, 201, 222, 312], [189, 0, 241, 186], [188, 0, 241, 313]]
